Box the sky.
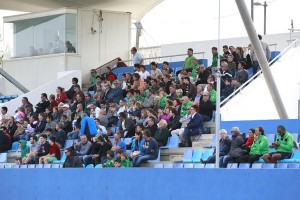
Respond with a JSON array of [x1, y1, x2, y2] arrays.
[[136, 0, 300, 47], [0, 0, 299, 48]]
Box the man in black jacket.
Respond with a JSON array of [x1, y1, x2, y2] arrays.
[[63, 147, 83, 168], [118, 112, 135, 138]]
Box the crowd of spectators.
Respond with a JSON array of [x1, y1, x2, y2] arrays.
[[0, 38, 273, 167]]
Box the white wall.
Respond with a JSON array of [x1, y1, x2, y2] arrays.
[[160, 33, 296, 66], [78, 9, 131, 83], [220, 46, 300, 121], [0, 70, 82, 116], [2, 54, 81, 95]]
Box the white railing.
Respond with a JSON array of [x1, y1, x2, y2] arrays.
[[220, 39, 298, 107]]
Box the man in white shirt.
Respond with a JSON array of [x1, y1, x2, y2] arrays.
[[89, 102, 101, 119], [0, 107, 10, 127], [140, 65, 150, 80], [131, 47, 143, 65]]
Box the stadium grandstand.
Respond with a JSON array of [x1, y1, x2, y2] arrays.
[[0, 0, 300, 199]]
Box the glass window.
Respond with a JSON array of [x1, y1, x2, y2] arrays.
[[4, 13, 77, 58]]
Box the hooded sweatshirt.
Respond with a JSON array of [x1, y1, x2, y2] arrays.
[[19, 140, 30, 159]]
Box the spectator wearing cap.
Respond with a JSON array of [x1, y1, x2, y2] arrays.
[[88, 69, 99, 91], [199, 91, 214, 122], [221, 78, 234, 101], [62, 104, 72, 120], [150, 62, 163, 80], [182, 104, 203, 147], [131, 47, 143, 65], [182, 48, 196, 73], [232, 61, 248, 89], [180, 76, 196, 101]]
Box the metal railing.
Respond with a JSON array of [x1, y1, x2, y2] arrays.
[[220, 39, 298, 107], [120, 51, 206, 66]]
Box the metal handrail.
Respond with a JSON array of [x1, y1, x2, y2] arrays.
[[120, 51, 206, 64], [220, 39, 298, 107]]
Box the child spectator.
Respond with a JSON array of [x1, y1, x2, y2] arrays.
[[104, 150, 115, 168]]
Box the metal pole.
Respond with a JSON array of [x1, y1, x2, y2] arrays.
[[263, 1, 267, 35], [0, 68, 29, 93], [215, 0, 221, 169], [235, 0, 288, 119], [251, 0, 254, 21], [135, 21, 143, 49]]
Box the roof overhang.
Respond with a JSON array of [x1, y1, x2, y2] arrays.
[[0, 0, 164, 20]]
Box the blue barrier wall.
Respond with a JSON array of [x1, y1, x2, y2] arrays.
[[220, 119, 300, 134], [1, 169, 300, 200]]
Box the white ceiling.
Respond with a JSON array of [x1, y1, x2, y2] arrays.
[[0, 0, 164, 20]]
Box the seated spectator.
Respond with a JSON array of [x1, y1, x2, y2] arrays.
[[181, 76, 196, 100], [220, 61, 233, 81], [199, 91, 214, 122], [145, 116, 158, 137], [179, 96, 193, 117], [131, 129, 145, 159], [103, 150, 115, 168], [150, 79, 160, 95], [162, 61, 174, 77], [83, 135, 112, 166], [154, 119, 171, 147], [239, 127, 269, 163], [65, 77, 79, 100], [33, 134, 50, 164], [39, 136, 61, 164], [22, 136, 40, 164], [84, 93, 95, 113], [139, 65, 150, 80], [20, 97, 34, 113], [63, 148, 83, 168], [157, 107, 170, 122], [0, 128, 12, 153], [114, 158, 122, 168], [167, 107, 181, 132], [193, 85, 204, 105], [35, 93, 50, 114], [74, 134, 92, 161], [183, 105, 203, 147], [207, 83, 216, 107], [70, 93, 85, 113], [203, 129, 231, 163], [95, 118, 107, 135], [135, 109, 148, 126], [49, 94, 58, 112], [232, 61, 248, 89], [53, 123, 67, 148], [120, 152, 132, 167], [112, 80, 124, 104], [117, 112, 135, 138], [13, 120, 25, 142], [150, 62, 163, 80], [60, 114, 72, 133], [132, 73, 144, 92], [102, 67, 117, 82], [111, 132, 126, 153], [262, 125, 293, 163], [244, 128, 255, 147], [220, 78, 235, 101], [14, 107, 25, 122], [67, 124, 80, 140], [227, 54, 237, 76], [7, 117, 17, 139], [56, 86, 68, 103], [219, 127, 244, 168], [43, 115, 57, 133]]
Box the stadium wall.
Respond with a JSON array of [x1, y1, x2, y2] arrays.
[[1, 169, 299, 200]]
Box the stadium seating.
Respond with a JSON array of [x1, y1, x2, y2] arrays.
[[229, 163, 238, 168], [239, 163, 250, 169], [163, 163, 173, 168], [288, 163, 299, 169], [173, 163, 184, 168], [265, 134, 276, 147], [262, 163, 275, 169], [35, 164, 44, 168], [53, 152, 66, 164], [64, 140, 75, 149], [86, 164, 94, 168], [179, 149, 193, 163], [154, 164, 163, 168], [8, 142, 19, 152], [276, 163, 288, 169], [183, 163, 194, 168], [147, 150, 161, 163], [95, 164, 103, 168], [160, 136, 179, 149], [193, 163, 205, 168], [251, 163, 262, 169], [201, 149, 214, 162], [0, 153, 8, 163], [191, 149, 203, 163], [204, 163, 215, 168]]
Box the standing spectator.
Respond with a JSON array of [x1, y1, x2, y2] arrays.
[[250, 34, 271, 75], [232, 61, 248, 89], [53, 123, 67, 148], [221, 45, 231, 60], [227, 54, 237, 77], [207, 83, 216, 107], [262, 125, 293, 163], [220, 78, 234, 101], [88, 69, 99, 91], [131, 47, 143, 65], [80, 112, 98, 140], [229, 46, 238, 64], [66, 77, 78, 100], [74, 134, 92, 161], [196, 64, 211, 85], [209, 47, 218, 74], [181, 48, 196, 73], [35, 93, 50, 114], [21, 97, 34, 112], [132, 129, 159, 167], [39, 136, 61, 164]]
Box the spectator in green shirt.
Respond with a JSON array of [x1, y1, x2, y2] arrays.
[[179, 48, 196, 76], [262, 125, 294, 163]]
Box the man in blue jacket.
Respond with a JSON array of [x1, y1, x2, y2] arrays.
[[183, 105, 204, 147], [80, 112, 97, 140]]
